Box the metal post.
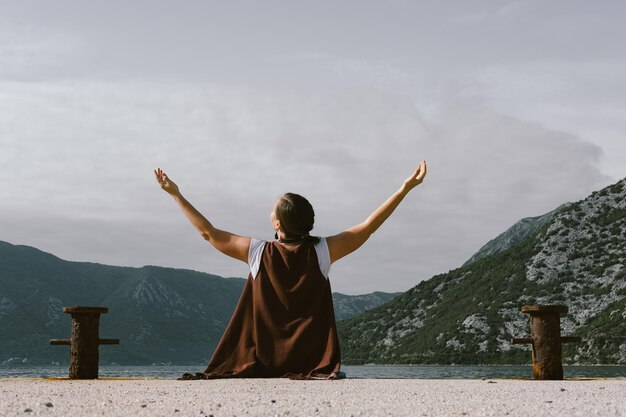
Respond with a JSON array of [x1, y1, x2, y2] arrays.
[[511, 305, 581, 380], [50, 306, 119, 379]]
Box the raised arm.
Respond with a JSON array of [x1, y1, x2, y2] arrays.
[[326, 160, 427, 263], [154, 168, 250, 263]]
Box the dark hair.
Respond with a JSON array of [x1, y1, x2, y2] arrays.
[[275, 193, 319, 243]]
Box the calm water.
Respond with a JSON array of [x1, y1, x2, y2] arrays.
[[1, 365, 625, 379]]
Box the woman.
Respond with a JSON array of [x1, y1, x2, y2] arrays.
[[154, 160, 427, 379]]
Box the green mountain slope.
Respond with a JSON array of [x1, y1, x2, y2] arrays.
[[338, 178, 626, 365], [0, 242, 246, 365]]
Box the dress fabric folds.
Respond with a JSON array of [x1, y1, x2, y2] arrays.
[[180, 239, 342, 380]]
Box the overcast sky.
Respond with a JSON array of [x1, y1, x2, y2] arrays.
[[1, 1, 625, 294]]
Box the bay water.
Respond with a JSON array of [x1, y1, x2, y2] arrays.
[[1, 365, 625, 379]]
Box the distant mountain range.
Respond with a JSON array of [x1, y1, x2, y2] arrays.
[[4, 178, 625, 367], [0, 241, 398, 365], [338, 177, 626, 365]]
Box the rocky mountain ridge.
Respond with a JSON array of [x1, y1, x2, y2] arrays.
[[338, 178, 626, 364], [463, 205, 564, 266]]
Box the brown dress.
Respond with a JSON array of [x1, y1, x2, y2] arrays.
[[180, 238, 342, 380]]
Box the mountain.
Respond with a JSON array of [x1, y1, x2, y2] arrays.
[[0, 241, 398, 365], [333, 292, 401, 321], [463, 205, 564, 266], [338, 178, 626, 365], [0, 242, 246, 365]]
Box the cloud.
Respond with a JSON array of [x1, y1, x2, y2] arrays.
[[0, 23, 81, 80], [0, 1, 623, 296], [451, 1, 531, 27], [458, 61, 626, 180], [0, 79, 611, 294], [333, 59, 410, 86]]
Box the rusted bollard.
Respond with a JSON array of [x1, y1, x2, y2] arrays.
[[50, 306, 119, 379], [511, 305, 581, 380]]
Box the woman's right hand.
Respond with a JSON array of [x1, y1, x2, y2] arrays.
[[154, 168, 180, 196], [403, 160, 427, 191]]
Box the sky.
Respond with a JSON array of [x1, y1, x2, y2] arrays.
[[1, 0, 625, 294]]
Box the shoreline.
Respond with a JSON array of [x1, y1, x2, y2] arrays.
[[3, 364, 625, 380], [1, 378, 624, 417]]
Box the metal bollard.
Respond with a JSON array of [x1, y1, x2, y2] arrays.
[[511, 305, 581, 380], [50, 306, 119, 379]]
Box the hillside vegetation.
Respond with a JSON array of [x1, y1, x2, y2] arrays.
[[338, 178, 626, 365]]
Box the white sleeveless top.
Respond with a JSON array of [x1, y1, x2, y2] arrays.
[[248, 237, 331, 280]]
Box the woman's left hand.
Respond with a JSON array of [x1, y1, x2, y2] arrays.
[[154, 168, 180, 196]]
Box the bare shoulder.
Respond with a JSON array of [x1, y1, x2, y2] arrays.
[[326, 225, 369, 263]]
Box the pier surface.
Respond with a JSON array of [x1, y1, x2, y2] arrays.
[[1, 378, 624, 416]]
